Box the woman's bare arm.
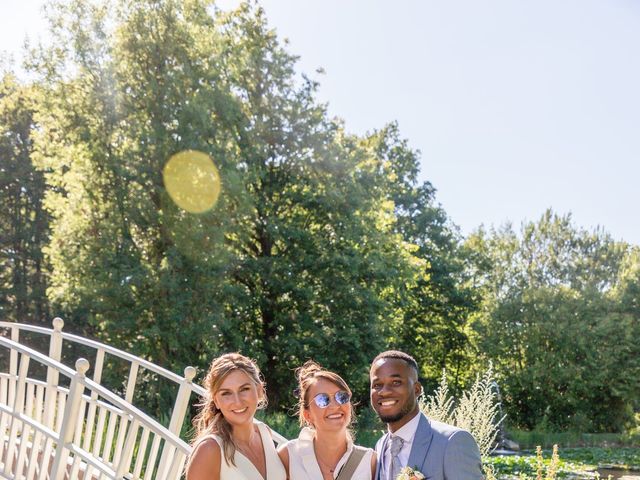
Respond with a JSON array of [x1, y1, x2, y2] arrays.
[[186, 438, 221, 480], [276, 444, 290, 480], [370, 450, 377, 479]]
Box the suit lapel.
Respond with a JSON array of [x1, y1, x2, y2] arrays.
[[407, 413, 433, 471], [376, 433, 390, 480]]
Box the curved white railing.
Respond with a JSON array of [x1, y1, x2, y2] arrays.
[[0, 319, 287, 480], [0, 335, 190, 479], [0, 319, 286, 446]]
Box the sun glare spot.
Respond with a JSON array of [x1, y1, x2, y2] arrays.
[[163, 150, 221, 213]]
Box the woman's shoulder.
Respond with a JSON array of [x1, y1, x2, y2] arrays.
[[186, 436, 222, 479], [190, 435, 223, 461]]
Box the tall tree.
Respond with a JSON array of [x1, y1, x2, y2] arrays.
[[31, 0, 421, 409], [364, 124, 478, 391], [467, 210, 640, 431], [0, 73, 50, 324]]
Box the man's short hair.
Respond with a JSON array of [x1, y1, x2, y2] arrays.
[[371, 350, 419, 375]]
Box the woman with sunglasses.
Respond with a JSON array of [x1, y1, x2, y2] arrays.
[[278, 361, 376, 480], [186, 353, 286, 480]]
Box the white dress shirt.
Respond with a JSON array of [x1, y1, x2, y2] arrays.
[[385, 410, 421, 473]]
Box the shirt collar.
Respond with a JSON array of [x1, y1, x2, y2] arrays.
[[388, 410, 421, 443], [298, 427, 354, 478]]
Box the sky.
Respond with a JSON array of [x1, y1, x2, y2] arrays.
[[2, 0, 640, 245]]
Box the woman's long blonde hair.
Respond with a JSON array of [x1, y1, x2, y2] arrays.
[[191, 353, 267, 466]]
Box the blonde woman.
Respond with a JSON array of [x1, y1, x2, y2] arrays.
[[278, 361, 376, 480], [186, 353, 286, 480]]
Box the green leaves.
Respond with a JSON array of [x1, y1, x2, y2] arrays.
[[467, 210, 640, 432]]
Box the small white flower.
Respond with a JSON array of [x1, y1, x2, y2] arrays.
[[396, 466, 426, 480]]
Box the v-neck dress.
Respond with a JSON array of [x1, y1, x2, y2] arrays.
[[202, 421, 286, 480], [283, 427, 374, 480]]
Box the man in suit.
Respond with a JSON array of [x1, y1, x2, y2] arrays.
[[370, 350, 484, 480]]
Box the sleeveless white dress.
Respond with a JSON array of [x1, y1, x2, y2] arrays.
[[200, 421, 286, 480], [283, 427, 374, 480]]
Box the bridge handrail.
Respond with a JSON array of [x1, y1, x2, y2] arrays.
[[0, 320, 207, 396], [0, 335, 190, 453], [0, 336, 191, 479], [0, 319, 287, 446]]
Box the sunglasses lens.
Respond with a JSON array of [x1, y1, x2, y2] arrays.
[[314, 393, 330, 408], [335, 391, 350, 405]]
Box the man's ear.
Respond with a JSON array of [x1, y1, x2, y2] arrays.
[[414, 381, 423, 398]]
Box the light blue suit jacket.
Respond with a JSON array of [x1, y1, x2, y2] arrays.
[[375, 413, 483, 480]]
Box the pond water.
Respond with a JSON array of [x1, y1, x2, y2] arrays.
[[597, 468, 640, 479]]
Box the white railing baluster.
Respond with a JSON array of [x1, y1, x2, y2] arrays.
[[166, 450, 187, 480], [55, 389, 66, 432], [143, 435, 162, 480], [37, 436, 54, 480], [83, 348, 105, 451], [74, 395, 88, 445], [15, 419, 32, 477], [68, 454, 82, 479], [158, 365, 196, 477], [44, 318, 64, 431], [125, 361, 139, 404], [112, 413, 129, 466], [114, 418, 139, 477], [26, 429, 43, 479], [102, 408, 118, 464], [8, 325, 19, 411], [35, 382, 45, 423], [93, 404, 107, 457], [133, 426, 150, 478], [0, 374, 7, 404], [5, 351, 30, 475], [50, 358, 90, 480]]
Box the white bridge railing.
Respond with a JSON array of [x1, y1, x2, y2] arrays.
[[0, 319, 286, 479]]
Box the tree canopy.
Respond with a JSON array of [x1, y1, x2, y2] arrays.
[[466, 210, 640, 431]]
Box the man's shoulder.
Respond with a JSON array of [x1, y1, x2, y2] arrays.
[[424, 416, 473, 441]]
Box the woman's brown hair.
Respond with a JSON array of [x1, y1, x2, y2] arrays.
[[190, 353, 266, 466], [295, 360, 354, 430]]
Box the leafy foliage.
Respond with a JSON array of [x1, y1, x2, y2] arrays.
[[25, 0, 449, 412], [420, 365, 504, 456], [0, 73, 50, 324], [466, 210, 640, 432]]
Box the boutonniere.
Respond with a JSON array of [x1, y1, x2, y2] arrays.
[[396, 466, 426, 480]]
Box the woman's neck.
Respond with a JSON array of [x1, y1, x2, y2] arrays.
[[313, 428, 348, 457], [231, 421, 257, 445]]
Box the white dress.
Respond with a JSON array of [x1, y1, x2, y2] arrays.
[[284, 427, 374, 480], [199, 421, 287, 480]]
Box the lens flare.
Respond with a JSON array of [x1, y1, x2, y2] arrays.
[[163, 150, 221, 213]]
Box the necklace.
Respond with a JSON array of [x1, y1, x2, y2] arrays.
[[234, 427, 266, 474], [316, 454, 336, 473], [315, 445, 346, 478]]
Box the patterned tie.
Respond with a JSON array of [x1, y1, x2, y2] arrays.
[[387, 434, 404, 480]]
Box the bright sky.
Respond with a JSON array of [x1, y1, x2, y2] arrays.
[[3, 1, 640, 245]]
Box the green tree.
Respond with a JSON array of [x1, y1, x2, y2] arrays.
[[30, 0, 421, 409], [0, 73, 50, 324], [364, 124, 478, 390], [467, 210, 640, 431]]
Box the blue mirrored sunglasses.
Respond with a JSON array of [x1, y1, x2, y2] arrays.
[[313, 390, 351, 408]]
